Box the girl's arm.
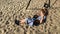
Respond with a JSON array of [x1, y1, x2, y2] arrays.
[[20, 18, 28, 24], [40, 16, 44, 23], [20, 19, 26, 24]]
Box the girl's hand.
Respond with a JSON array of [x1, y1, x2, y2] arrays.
[[20, 19, 25, 24]]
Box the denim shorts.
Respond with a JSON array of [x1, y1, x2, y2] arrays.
[[25, 18, 34, 26]]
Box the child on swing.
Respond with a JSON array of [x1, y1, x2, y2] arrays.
[[19, 8, 48, 26]]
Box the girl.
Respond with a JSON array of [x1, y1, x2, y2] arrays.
[[20, 8, 48, 26]]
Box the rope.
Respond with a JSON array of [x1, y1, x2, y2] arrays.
[[26, 0, 31, 10], [26, 0, 59, 10]]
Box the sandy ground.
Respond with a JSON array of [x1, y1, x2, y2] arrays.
[[0, 0, 60, 34]]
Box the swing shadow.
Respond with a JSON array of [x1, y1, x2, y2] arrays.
[[44, 0, 50, 8]]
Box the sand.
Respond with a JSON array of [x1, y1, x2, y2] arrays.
[[0, 0, 60, 34]]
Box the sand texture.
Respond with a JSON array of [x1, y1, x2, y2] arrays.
[[0, 0, 60, 34]]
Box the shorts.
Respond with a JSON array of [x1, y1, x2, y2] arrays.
[[25, 18, 34, 26]]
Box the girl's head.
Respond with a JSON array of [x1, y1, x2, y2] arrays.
[[40, 9, 46, 16]]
